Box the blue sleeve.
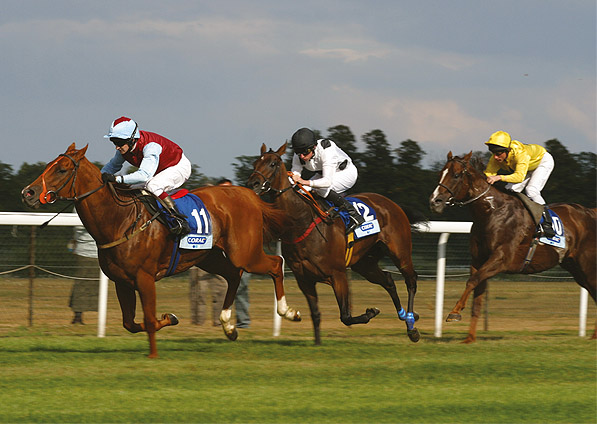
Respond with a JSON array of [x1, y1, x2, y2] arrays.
[[121, 143, 162, 185], [101, 152, 125, 174]]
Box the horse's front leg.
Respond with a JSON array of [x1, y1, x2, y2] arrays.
[[333, 271, 379, 326], [135, 271, 178, 358], [446, 260, 501, 324], [114, 281, 143, 333], [462, 279, 488, 344], [296, 277, 322, 345]]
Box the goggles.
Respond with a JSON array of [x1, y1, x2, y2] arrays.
[[296, 145, 315, 156]]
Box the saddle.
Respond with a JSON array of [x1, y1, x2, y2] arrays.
[[515, 193, 543, 226]]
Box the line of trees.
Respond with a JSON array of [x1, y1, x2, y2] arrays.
[[1, 124, 595, 222]]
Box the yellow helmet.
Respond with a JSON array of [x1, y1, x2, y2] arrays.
[[485, 130, 511, 153]]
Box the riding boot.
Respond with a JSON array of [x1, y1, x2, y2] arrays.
[[541, 207, 555, 238], [326, 190, 365, 234], [162, 195, 191, 236]]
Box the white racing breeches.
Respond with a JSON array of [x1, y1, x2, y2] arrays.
[[311, 162, 358, 197], [133, 154, 192, 197], [506, 152, 554, 205]]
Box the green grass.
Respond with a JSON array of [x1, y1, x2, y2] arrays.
[[0, 329, 595, 423]]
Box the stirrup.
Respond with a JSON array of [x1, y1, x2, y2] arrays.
[[346, 216, 365, 234], [541, 224, 555, 239], [169, 217, 190, 236]]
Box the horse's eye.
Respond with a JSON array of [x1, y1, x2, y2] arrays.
[[454, 172, 461, 178], [57, 168, 68, 174], [270, 161, 276, 168]]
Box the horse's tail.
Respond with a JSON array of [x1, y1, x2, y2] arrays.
[[401, 205, 429, 232], [259, 200, 289, 243]]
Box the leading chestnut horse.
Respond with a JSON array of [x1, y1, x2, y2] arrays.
[[429, 151, 596, 342], [22, 143, 300, 357], [248, 143, 425, 344]]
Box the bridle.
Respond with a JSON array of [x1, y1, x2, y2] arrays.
[[38, 153, 106, 204], [438, 157, 491, 207], [248, 151, 294, 198]]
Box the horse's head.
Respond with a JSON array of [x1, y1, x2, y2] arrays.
[[247, 142, 288, 196], [429, 151, 486, 213], [22, 143, 90, 208]]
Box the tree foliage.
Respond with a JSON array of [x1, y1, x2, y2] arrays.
[[2, 129, 595, 218]]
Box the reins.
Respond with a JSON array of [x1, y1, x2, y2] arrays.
[[38, 153, 158, 247], [250, 151, 332, 243]]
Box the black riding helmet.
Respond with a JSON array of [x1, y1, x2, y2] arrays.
[[291, 128, 316, 154]]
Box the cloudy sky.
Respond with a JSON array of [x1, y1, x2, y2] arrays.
[[1, 0, 595, 180]]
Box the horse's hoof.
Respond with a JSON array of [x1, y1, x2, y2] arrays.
[[408, 328, 420, 343], [162, 313, 179, 326], [293, 311, 302, 322], [446, 313, 461, 322], [225, 328, 238, 341], [366, 308, 380, 319], [461, 336, 475, 344]]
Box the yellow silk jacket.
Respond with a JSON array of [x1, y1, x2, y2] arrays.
[[484, 140, 547, 183]]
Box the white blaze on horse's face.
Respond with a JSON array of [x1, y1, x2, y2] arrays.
[[431, 168, 450, 200]]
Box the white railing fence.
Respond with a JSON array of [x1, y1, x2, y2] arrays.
[[0, 212, 590, 338]]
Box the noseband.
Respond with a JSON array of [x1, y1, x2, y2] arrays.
[[438, 158, 491, 207]]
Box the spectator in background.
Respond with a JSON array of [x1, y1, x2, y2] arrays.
[[189, 266, 227, 326], [216, 178, 251, 328], [236, 272, 251, 328], [68, 224, 99, 324]]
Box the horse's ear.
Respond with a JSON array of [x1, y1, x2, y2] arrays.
[[71, 144, 89, 160], [463, 151, 473, 162], [260, 143, 267, 155], [66, 142, 77, 153], [447, 151, 453, 160], [277, 142, 287, 156]]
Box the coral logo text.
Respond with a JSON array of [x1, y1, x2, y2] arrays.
[[187, 236, 207, 244], [361, 222, 374, 230]]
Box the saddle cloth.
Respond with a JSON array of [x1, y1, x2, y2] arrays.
[[158, 190, 214, 249], [325, 196, 381, 239]]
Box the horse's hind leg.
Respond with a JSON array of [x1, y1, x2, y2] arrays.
[[352, 256, 420, 342], [247, 253, 301, 322]]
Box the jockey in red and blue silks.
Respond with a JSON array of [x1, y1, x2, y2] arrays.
[[101, 116, 192, 235]]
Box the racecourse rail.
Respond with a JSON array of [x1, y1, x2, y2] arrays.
[[0, 212, 590, 338]]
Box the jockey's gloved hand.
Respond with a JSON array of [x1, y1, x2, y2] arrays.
[[101, 173, 116, 183]]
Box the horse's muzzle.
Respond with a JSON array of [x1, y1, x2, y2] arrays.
[[21, 185, 42, 208], [429, 193, 448, 214]]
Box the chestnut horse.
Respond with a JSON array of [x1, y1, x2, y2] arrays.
[[247, 143, 424, 344], [429, 152, 596, 342], [22, 143, 300, 357]]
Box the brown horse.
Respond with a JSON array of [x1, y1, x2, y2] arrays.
[[429, 151, 596, 342], [247, 143, 424, 344], [21, 143, 300, 357]]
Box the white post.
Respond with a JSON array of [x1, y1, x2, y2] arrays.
[[435, 233, 450, 338], [97, 270, 109, 338], [273, 240, 283, 337], [578, 287, 588, 337]]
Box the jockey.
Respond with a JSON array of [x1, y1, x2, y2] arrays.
[[290, 127, 365, 234], [101, 116, 191, 236], [484, 130, 555, 238]]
